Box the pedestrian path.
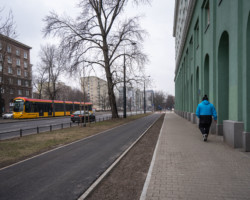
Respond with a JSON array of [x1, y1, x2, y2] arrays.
[[141, 112, 250, 200]]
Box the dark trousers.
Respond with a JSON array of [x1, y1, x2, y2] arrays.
[[199, 115, 212, 135]]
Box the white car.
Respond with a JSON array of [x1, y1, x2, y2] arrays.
[[2, 112, 13, 119]]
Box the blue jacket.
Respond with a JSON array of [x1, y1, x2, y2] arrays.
[[196, 100, 217, 120]]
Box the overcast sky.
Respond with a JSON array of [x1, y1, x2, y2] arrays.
[[2, 0, 175, 95]]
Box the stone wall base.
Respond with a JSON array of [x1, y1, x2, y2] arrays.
[[243, 132, 250, 152], [223, 120, 244, 148], [210, 120, 216, 134], [191, 113, 196, 124], [216, 124, 223, 136]]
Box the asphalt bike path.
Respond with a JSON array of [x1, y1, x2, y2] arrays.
[[0, 113, 161, 200]]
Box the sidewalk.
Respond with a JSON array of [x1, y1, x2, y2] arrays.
[[141, 112, 250, 200]]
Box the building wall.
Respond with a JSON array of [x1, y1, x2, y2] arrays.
[[81, 76, 108, 110], [174, 0, 250, 131], [0, 34, 32, 112]]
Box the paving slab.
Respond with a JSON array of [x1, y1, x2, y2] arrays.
[[142, 113, 250, 200]]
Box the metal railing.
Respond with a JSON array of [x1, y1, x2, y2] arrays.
[[0, 115, 124, 140]]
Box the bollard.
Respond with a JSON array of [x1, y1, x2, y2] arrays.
[[37, 126, 39, 134], [61, 124, 63, 129], [70, 122, 72, 127], [20, 129, 22, 137], [50, 125, 52, 132]]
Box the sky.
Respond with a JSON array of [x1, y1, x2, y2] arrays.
[[1, 0, 176, 95]]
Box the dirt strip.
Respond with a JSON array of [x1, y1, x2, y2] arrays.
[[85, 113, 165, 200]]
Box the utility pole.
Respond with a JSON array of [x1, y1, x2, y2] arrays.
[[144, 80, 146, 114], [123, 53, 126, 118]]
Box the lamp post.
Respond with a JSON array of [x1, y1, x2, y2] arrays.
[[123, 53, 127, 118], [123, 42, 136, 118], [144, 79, 146, 114]]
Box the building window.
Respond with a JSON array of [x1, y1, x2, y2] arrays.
[[8, 66, 13, 74], [16, 58, 21, 66], [7, 56, 12, 64], [10, 88, 14, 94], [24, 52, 28, 59], [194, 20, 199, 49], [0, 63, 2, 71], [24, 70, 28, 77], [24, 61, 28, 68], [1, 88, 4, 94], [0, 53, 2, 61], [17, 68, 21, 76], [16, 49, 20, 56], [18, 90, 22, 95], [0, 42, 2, 50], [0, 77, 2, 83], [26, 90, 29, 96], [7, 45, 11, 53], [204, 0, 210, 31], [8, 78, 13, 84], [18, 79, 21, 86], [25, 80, 29, 87]]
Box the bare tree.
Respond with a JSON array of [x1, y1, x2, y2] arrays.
[[153, 91, 167, 111], [166, 94, 175, 110], [39, 44, 65, 100], [0, 8, 16, 116], [43, 0, 150, 118], [33, 66, 47, 99], [0, 8, 16, 37]]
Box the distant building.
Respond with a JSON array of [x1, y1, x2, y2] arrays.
[[146, 90, 154, 111], [0, 34, 32, 112], [117, 86, 152, 112], [81, 76, 109, 110], [173, 0, 250, 151]]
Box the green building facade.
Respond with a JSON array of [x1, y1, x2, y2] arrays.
[[173, 0, 250, 151]]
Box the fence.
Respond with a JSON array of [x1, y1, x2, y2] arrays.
[[0, 115, 123, 140]]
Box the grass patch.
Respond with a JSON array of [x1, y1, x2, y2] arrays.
[[0, 113, 150, 168]]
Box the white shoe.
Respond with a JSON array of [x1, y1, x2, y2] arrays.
[[203, 134, 208, 142]]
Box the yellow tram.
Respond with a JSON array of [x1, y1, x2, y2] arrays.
[[13, 97, 93, 119]]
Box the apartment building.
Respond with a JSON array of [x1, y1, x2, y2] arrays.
[[0, 34, 32, 113], [81, 76, 109, 110]]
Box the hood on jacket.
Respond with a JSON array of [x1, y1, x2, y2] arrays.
[[202, 100, 210, 105]]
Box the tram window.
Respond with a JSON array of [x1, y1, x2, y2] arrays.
[[25, 102, 31, 113], [33, 102, 39, 112]]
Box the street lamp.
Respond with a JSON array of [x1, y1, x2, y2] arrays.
[[143, 76, 150, 114], [123, 53, 126, 118], [123, 42, 136, 118], [144, 79, 146, 114]]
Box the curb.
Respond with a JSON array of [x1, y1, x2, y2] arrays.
[[78, 113, 162, 200], [140, 113, 167, 200]]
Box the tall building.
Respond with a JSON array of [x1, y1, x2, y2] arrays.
[[81, 76, 109, 110], [0, 34, 32, 113], [173, 0, 250, 151]]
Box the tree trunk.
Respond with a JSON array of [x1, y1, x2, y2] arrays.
[[106, 69, 119, 118]]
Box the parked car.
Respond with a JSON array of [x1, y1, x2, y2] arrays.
[[2, 112, 13, 119], [70, 111, 95, 123]]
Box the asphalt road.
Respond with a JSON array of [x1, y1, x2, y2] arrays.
[[0, 113, 160, 200]]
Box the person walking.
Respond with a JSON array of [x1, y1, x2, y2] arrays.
[[196, 95, 217, 141]]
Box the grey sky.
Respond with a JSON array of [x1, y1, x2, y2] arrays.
[[2, 0, 175, 95]]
